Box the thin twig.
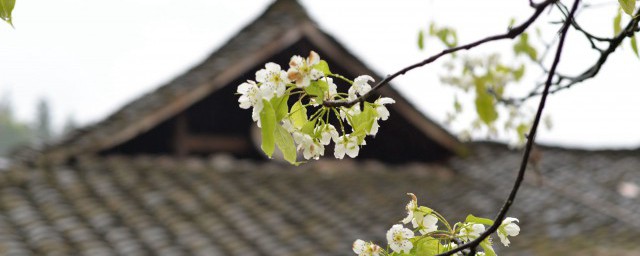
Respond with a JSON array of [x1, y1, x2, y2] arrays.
[[435, 0, 579, 255], [322, 0, 557, 108], [505, 6, 640, 104], [557, 1, 613, 43]]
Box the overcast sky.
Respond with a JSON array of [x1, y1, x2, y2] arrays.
[[1, 0, 639, 149]]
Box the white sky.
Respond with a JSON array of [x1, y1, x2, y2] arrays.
[[1, 0, 639, 149]]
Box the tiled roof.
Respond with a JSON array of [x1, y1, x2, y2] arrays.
[[1, 143, 638, 255]]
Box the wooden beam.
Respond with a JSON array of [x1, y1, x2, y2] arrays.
[[184, 135, 250, 153], [174, 114, 188, 157]]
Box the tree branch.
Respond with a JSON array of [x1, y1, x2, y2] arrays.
[[557, 1, 613, 43], [504, 5, 640, 104], [436, 0, 579, 255], [322, 0, 558, 108]]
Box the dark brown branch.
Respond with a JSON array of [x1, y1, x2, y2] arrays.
[[436, 0, 579, 255], [322, 0, 557, 108]]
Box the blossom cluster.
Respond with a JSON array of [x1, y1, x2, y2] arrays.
[[237, 51, 394, 164], [353, 194, 520, 256]]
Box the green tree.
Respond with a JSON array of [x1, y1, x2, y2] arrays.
[[0, 95, 32, 155], [62, 114, 78, 137], [35, 98, 52, 143]]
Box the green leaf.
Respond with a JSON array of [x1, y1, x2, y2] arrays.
[[513, 64, 526, 81], [415, 238, 442, 256], [418, 206, 433, 215], [516, 123, 530, 143], [304, 80, 328, 104], [619, 0, 636, 16], [260, 100, 276, 158], [271, 94, 289, 122], [513, 33, 538, 61], [350, 103, 376, 136], [495, 64, 510, 74], [301, 118, 316, 135], [290, 100, 308, 129], [614, 10, 622, 35], [0, 0, 15, 26], [474, 86, 498, 125], [465, 214, 494, 226], [418, 30, 425, 50], [480, 239, 497, 256], [429, 23, 458, 48], [363, 103, 377, 127], [312, 60, 332, 76], [436, 28, 458, 48], [631, 34, 639, 58], [275, 125, 297, 164], [453, 96, 462, 113]]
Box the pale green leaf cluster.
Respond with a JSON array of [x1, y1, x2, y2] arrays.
[[236, 51, 395, 164], [513, 33, 537, 61], [419, 22, 549, 146], [631, 35, 639, 57], [618, 0, 636, 16], [0, 0, 15, 27], [614, 10, 623, 35], [429, 23, 458, 48], [417, 23, 458, 51], [352, 194, 520, 256], [613, 8, 640, 58], [439, 53, 533, 145]]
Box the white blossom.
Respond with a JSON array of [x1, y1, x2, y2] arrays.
[[458, 223, 485, 242], [339, 104, 361, 121], [352, 239, 383, 256], [308, 98, 320, 107], [287, 51, 323, 88], [315, 124, 339, 145], [369, 121, 380, 136], [237, 80, 263, 110], [294, 133, 324, 160], [348, 75, 374, 98], [323, 77, 338, 100], [400, 193, 439, 235], [281, 118, 296, 133], [311, 70, 324, 80], [386, 224, 414, 254], [401, 193, 418, 224], [367, 97, 395, 136], [373, 97, 395, 121], [237, 80, 264, 126], [334, 134, 360, 159], [413, 214, 439, 235], [252, 106, 263, 127], [497, 217, 520, 246], [256, 62, 288, 99]]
